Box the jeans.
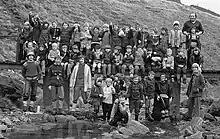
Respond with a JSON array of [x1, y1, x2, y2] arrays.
[[103, 64, 111, 77], [23, 79, 38, 101], [129, 100, 141, 116], [51, 85, 64, 109], [187, 97, 201, 118]]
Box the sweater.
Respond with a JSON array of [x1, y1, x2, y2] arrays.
[[48, 64, 65, 86], [127, 82, 143, 100], [22, 61, 41, 79], [144, 77, 156, 99], [133, 49, 144, 66], [103, 86, 115, 104]]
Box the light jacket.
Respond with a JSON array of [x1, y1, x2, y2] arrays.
[[69, 63, 92, 92], [169, 29, 183, 48]]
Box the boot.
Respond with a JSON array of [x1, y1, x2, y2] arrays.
[[58, 108, 66, 115], [135, 115, 139, 121]]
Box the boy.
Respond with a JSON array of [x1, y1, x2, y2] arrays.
[[122, 45, 134, 77], [48, 43, 60, 66], [174, 48, 187, 83], [23, 41, 37, 61], [36, 45, 47, 76], [143, 47, 153, 74], [113, 74, 126, 102], [102, 45, 113, 78], [133, 45, 145, 76], [126, 75, 144, 121], [189, 47, 204, 70], [162, 48, 174, 75], [112, 46, 123, 75], [49, 21, 61, 43], [92, 43, 103, 74], [169, 21, 183, 56], [48, 56, 66, 115], [144, 71, 156, 121], [22, 51, 42, 112]]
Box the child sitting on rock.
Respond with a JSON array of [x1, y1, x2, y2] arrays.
[[122, 45, 134, 77], [162, 48, 174, 75], [92, 43, 103, 74], [90, 77, 104, 121], [102, 45, 113, 78], [48, 42, 60, 66], [36, 44, 47, 77]]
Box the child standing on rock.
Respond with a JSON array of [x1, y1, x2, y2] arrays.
[[90, 77, 104, 121], [48, 56, 66, 115], [102, 78, 115, 123], [22, 51, 42, 112]]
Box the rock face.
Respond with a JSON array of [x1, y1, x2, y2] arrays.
[[208, 100, 220, 116], [119, 120, 149, 136], [0, 0, 220, 69]]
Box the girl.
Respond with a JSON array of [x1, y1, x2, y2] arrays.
[[90, 77, 104, 120], [102, 78, 115, 122]]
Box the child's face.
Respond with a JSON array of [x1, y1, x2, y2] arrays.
[[62, 46, 68, 52], [39, 46, 44, 51], [55, 58, 61, 64], [103, 26, 109, 31], [191, 42, 197, 48], [167, 51, 172, 56], [149, 74, 155, 80], [79, 57, 85, 63], [147, 50, 152, 55], [106, 81, 112, 86], [178, 51, 184, 56], [191, 28, 196, 34], [114, 49, 119, 53], [28, 55, 34, 61], [137, 47, 142, 52], [105, 48, 111, 52], [161, 30, 166, 34], [94, 28, 99, 33], [96, 81, 102, 86], [133, 77, 139, 84], [127, 48, 132, 53], [115, 77, 119, 81], [86, 45, 91, 50], [24, 24, 30, 29], [27, 42, 33, 48], [160, 75, 166, 82], [114, 25, 118, 30], [142, 28, 148, 32], [52, 22, 57, 28], [173, 25, 179, 30], [44, 23, 49, 28], [84, 26, 89, 31], [52, 45, 58, 50], [63, 23, 69, 29], [194, 50, 199, 55]]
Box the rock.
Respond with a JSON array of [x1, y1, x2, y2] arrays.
[[66, 115, 76, 122], [42, 113, 50, 122], [190, 117, 204, 132], [1, 117, 12, 127], [208, 99, 220, 116], [101, 132, 113, 137], [211, 127, 220, 134], [0, 125, 7, 131], [202, 121, 216, 131], [30, 113, 44, 122], [180, 99, 188, 108], [119, 120, 149, 136], [15, 124, 40, 134], [41, 123, 57, 131], [55, 115, 68, 123], [186, 131, 203, 139], [203, 113, 217, 122], [112, 133, 129, 139], [0, 133, 4, 138], [48, 115, 56, 123]]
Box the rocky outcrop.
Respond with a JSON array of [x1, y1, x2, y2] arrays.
[[208, 100, 220, 117]]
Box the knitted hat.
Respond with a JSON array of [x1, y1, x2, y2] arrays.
[[105, 45, 111, 49], [103, 24, 109, 28], [106, 78, 113, 83], [126, 45, 132, 49], [192, 63, 200, 68], [27, 51, 35, 57], [173, 21, 180, 26], [115, 46, 121, 50], [71, 45, 78, 50]]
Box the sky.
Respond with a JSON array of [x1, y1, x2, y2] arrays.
[[181, 0, 220, 14]]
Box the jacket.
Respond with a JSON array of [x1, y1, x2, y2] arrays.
[[127, 82, 144, 100], [133, 49, 144, 66], [60, 28, 73, 44], [186, 72, 205, 97], [22, 60, 42, 79], [110, 25, 121, 47], [135, 31, 150, 47], [123, 52, 134, 65], [38, 27, 49, 46], [90, 85, 104, 106], [29, 14, 41, 42], [169, 29, 183, 48], [48, 64, 65, 86], [144, 77, 156, 99], [155, 80, 171, 98], [101, 31, 111, 48], [189, 54, 204, 68], [69, 63, 92, 92], [174, 55, 186, 68], [112, 52, 123, 65], [49, 27, 61, 41], [143, 53, 153, 67], [103, 51, 113, 64]]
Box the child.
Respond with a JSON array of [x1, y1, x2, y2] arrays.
[[169, 21, 183, 56], [133, 45, 145, 76], [38, 21, 50, 49], [189, 47, 204, 69], [92, 43, 103, 74], [144, 71, 156, 121], [162, 48, 174, 75], [155, 74, 172, 120], [23, 41, 38, 61], [143, 47, 153, 74], [113, 74, 126, 102], [102, 45, 113, 78], [90, 26, 102, 51], [112, 46, 123, 75], [80, 25, 92, 55], [102, 78, 115, 122], [60, 45, 70, 64], [48, 43, 60, 66], [36, 45, 47, 76], [174, 48, 187, 83], [126, 75, 144, 121], [22, 51, 42, 112], [160, 27, 169, 51], [60, 22, 72, 48], [122, 45, 134, 77], [101, 24, 111, 49], [90, 77, 104, 120], [48, 56, 66, 115], [72, 22, 81, 50], [49, 21, 61, 43], [110, 22, 121, 49]]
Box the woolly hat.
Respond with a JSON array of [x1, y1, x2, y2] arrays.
[[71, 45, 78, 50], [126, 45, 132, 49], [192, 63, 200, 68], [173, 21, 180, 26], [105, 45, 111, 49], [27, 51, 35, 57], [115, 46, 121, 50]]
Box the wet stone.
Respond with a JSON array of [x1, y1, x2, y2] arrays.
[[41, 123, 57, 131], [15, 124, 40, 134], [55, 115, 68, 123], [203, 113, 217, 122], [0, 125, 7, 131], [1, 117, 12, 127], [48, 115, 56, 123]]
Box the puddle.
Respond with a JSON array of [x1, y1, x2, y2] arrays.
[[8, 121, 180, 139]]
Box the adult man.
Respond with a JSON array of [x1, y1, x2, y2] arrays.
[[182, 13, 204, 69], [185, 63, 205, 121], [69, 55, 92, 110]]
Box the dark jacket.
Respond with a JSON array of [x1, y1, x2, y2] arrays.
[[90, 85, 104, 106], [143, 53, 153, 67], [123, 52, 134, 65], [60, 51, 70, 63], [144, 77, 156, 99], [155, 80, 171, 98], [38, 23, 50, 46], [18, 27, 32, 44], [174, 55, 187, 68], [182, 20, 204, 34], [48, 64, 65, 86], [103, 51, 113, 64], [110, 25, 121, 47], [60, 28, 73, 44], [36, 48, 48, 61], [186, 72, 205, 97], [189, 53, 204, 68], [127, 82, 144, 100], [135, 31, 150, 47], [49, 27, 62, 41], [29, 14, 41, 42], [22, 60, 42, 79]]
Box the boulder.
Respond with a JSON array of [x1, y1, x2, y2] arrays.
[[0, 125, 7, 131], [2, 117, 13, 127], [119, 120, 149, 136], [66, 115, 77, 122], [208, 100, 220, 116], [41, 123, 57, 131], [15, 124, 40, 134], [203, 113, 217, 122], [48, 115, 56, 123], [211, 127, 220, 134], [190, 117, 204, 132], [0, 132, 4, 138], [186, 131, 203, 139], [55, 115, 68, 123]]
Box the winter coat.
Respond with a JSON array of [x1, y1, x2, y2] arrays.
[[155, 80, 171, 98], [135, 31, 150, 47], [36, 48, 48, 61], [90, 85, 104, 106], [189, 53, 204, 67], [110, 25, 121, 47], [22, 60, 42, 79], [60, 51, 70, 63], [133, 49, 144, 66], [103, 51, 113, 64], [160, 34, 169, 50], [18, 27, 32, 44], [72, 26, 81, 43], [38, 25, 49, 46], [60, 28, 73, 45], [48, 64, 65, 87], [123, 52, 134, 65], [174, 55, 186, 68], [101, 31, 111, 48], [69, 63, 92, 92], [49, 27, 61, 41], [127, 82, 144, 101], [29, 14, 41, 42], [169, 29, 183, 48], [144, 77, 156, 99], [182, 20, 204, 34], [143, 53, 153, 67], [186, 72, 205, 98]]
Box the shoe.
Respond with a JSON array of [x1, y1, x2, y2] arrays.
[[58, 109, 66, 115], [29, 106, 36, 113], [52, 109, 57, 115]]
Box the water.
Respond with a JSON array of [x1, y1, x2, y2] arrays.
[[8, 120, 180, 139]]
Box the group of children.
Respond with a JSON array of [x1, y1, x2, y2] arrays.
[[18, 12, 204, 124]]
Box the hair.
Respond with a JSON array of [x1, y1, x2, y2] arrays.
[[62, 22, 69, 27], [148, 71, 155, 76], [189, 13, 197, 18]]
